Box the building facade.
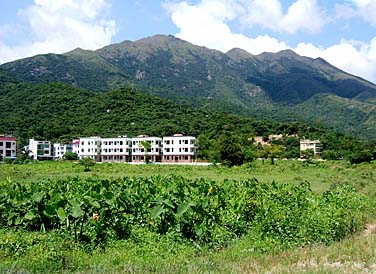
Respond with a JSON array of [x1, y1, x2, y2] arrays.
[[53, 143, 73, 159], [101, 137, 131, 162], [78, 137, 101, 161], [0, 136, 17, 160], [131, 136, 162, 162], [72, 139, 80, 155], [162, 134, 196, 163], [300, 139, 322, 157], [28, 139, 52, 160]]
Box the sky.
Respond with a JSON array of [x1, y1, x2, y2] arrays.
[[1, 0, 376, 83]]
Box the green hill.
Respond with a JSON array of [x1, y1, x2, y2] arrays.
[[2, 34, 376, 138]]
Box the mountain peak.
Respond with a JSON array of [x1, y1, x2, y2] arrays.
[[259, 49, 300, 60], [134, 34, 188, 48], [226, 48, 254, 61]]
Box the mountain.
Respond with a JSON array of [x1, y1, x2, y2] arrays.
[[2, 34, 376, 138], [0, 82, 310, 142]]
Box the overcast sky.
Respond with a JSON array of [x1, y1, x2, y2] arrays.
[[1, 0, 376, 83]]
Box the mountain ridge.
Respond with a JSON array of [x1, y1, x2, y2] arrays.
[[2, 34, 376, 138]]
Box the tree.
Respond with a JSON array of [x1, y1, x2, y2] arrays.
[[300, 149, 314, 160], [218, 132, 245, 167], [264, 144, 285, 165], [347, 150, 372, 164], [139, 140, 151, 163], [63, 151, 79, 160], [79, 157, 96, 171]]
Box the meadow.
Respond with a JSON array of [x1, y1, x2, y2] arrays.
[[1, 160, 376, 273]]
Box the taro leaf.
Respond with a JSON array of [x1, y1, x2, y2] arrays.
[[91, 201, 100, 208], [15, 217, 22, 225], [43, 205, 55, 218], [24, 211, 36, 221], [32, 192, 44, 203], [177, 201, 194, 217], [71, 204, 84, 218], [150, 205, 164, 219], [57, 207, 67, 222], [162, 199, 174, 209]]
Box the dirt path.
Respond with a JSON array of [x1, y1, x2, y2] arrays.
[[363, 223, 376, 236]]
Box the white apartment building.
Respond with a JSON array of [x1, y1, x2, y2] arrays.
[[162, 134, 196, 163], [53, 143, 73, 159], [28, 139, 52, 160], [101, 137, 132, 162], [131, 135, 162, 162], [72, 139, 80, 155], [300, 139, 322, 157], [0, 136, 17, 160], [79, 137, 101, 161]]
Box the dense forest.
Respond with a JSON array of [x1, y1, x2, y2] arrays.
[[1, 81, 374, 164]]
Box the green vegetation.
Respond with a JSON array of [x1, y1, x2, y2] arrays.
[[1, 161, 376, 273], [2, 35, 376, 138], [3, 82, 374, 158]]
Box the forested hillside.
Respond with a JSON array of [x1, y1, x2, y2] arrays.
[[2, 35, 376, 138]]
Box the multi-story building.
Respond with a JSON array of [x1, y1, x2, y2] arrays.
[[72, 139, 80, 155], [131, 135, 162, 162], [0, 135, 17, 160], [101, 137, 131, 162], [78, 137, 101, 161], [28, 139, 52, 160], [53, 143, 73, 159], [162, 134, 196, 163], [300, 139, 322, 157]]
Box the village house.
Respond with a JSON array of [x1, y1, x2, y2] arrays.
[[131, 135, 162, 162], [27, 139, 52, 160], [162, 134, 196, 163], [53, 143, 73, 159], [72, 139, 80, 155], [101, 136, 132, 162], [300, 139, 322, 157], [78, 137, 102, 161], [0, 135, 17, 160]]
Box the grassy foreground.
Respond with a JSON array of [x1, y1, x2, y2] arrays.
[[1, 160, 376, 273]]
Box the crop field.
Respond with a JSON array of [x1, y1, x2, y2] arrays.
[[1, 160, 376, 273]]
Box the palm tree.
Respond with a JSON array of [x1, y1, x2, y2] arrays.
[[139, 140, 151, 163]]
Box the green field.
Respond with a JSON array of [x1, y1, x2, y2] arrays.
[[1, 160, 376, 273]]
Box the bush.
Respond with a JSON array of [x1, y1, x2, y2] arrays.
[[79, 157, 96, 171], [347, 150, 372, 164], [63, 152, 79, 161]]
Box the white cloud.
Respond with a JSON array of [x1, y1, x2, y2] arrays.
[[337, 0, 376, 26], [241, 0, 327, 33], [279, 0, 327, 33], [0, 0, 117, 64], [164, 1, 288, 54], [164, 0, 376, 83]]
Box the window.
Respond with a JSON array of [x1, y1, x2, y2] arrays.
[[120, 141, 123, 145], [0, 142, 3, 146], [6, 142, 11, 148]]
